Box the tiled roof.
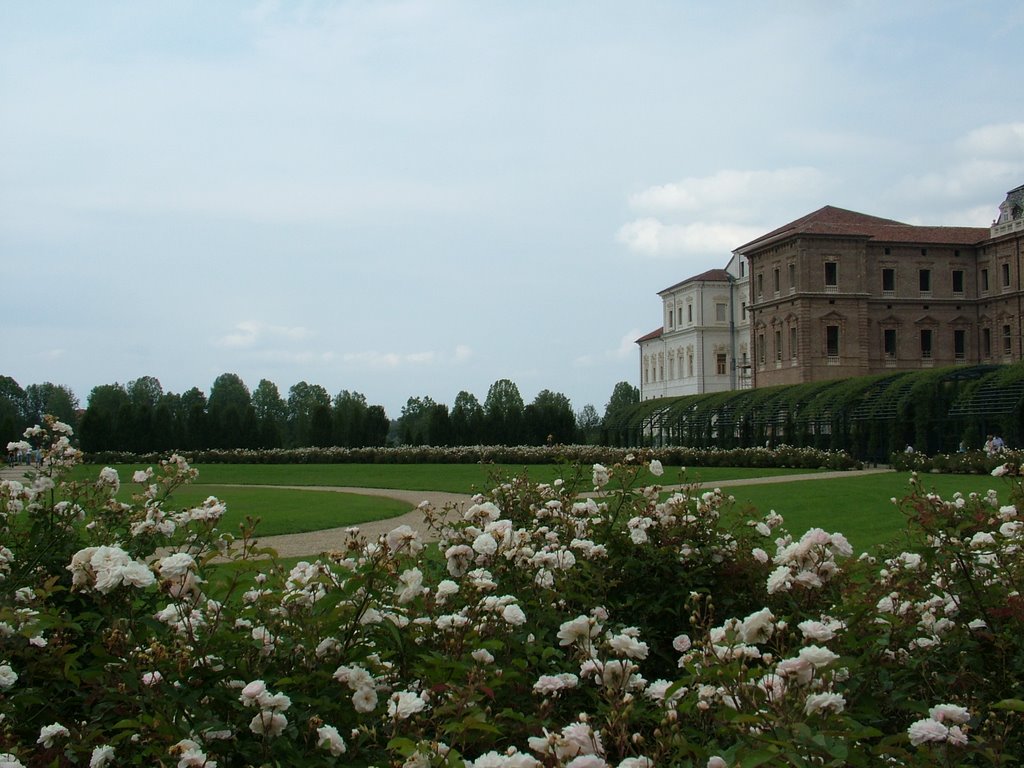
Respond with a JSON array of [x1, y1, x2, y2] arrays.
[[736, 205, 989, 253], [659, 268, 732, 295], [635, 327, 663, 344]]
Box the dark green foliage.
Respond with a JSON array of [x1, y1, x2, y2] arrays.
[[483, 378, 525, 445], [607, 362, 1024, 460], [524, 389, 576, 444]]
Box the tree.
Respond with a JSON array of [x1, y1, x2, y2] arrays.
[[24, 383, 79, 428], [426, 402, 452, 446], [0, 376, 28, 447], [287, 382, 331, 448], [252, 379, 287, 449], [397, 396, 440, 446], [450, 390, 485, 445], [79, 384, 129, 453], [152, 393, 178, 452], [180, 387, 209, 450], [603, 382, 640, 446], [309, 404, 334, 447], [333, 390, 368, 448], [603, 381, 640, 423], [483, 379, 524, 445], [576, 404, 601, 444], [524, 389, 576, 445], [207, 374, 252, 448], [125, 376, 164, 452], [364, 405, 390, 446]]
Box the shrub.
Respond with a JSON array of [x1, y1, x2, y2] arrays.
[[1, 421, 1020, 766], [82, 444, 861, 471]]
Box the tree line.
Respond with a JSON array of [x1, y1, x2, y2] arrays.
[[0, 374, 641, 453]]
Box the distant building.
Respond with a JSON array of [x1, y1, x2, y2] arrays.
[[637, 184, 1024, 399], [637, 256, 749, 399]]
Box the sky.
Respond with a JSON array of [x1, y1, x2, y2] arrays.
[[2, 1, 1023, 418]]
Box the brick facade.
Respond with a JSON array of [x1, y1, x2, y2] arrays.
[[739, 193, 1024, 388], [638, 186, 1024, 398]]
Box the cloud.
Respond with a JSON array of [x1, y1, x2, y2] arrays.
[[892, 124, 1024, 223], [214, 321, 311, 349], [619, 167, 826, 258], [338, 345, 471, 369], [628, 168, 826, 218], [958, 123, 1024, 156], [575, 329, 644, 366], [616, 218, 763, 258]]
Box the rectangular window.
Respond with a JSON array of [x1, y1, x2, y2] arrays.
[[790, 326, 798, 360], [981, 268, 990, 293], [773, 268, 780, 294], [667, 310, 673, 328], [687, 304, 693, 323], [716, 353, 727, 375], [757, 273, 764, 296], [954, 329, 966, 360], [677, 307, 682, 325], [824, 262, 838, 289], [920, 329, 933, 359], [1003, 262, 1011, 288], [982, 328, 991, 358], [788, 263, 796, 291], [687, 354, 694, 377], [758, 333, 766, 365], [775, 329, 782, 362], [825, 325, 840, 358], [741, 301, 747, 321], [884, 329, 897, 358], [740, 260, 745, 277], [1004, 324, 1012, 356], [952, 270, 964, 295], [919, 269, 931, 294], [882, 268, 895, 295], [716, 303, 727, 322]]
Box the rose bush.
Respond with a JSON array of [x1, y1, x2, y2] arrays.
[[82, 444, 860, 471], [0, 419, 1020, 766]]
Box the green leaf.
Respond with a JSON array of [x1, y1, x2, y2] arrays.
[[387, 737, 418, 757], [740, 748, 781, 768], [992, 698, 1024, 712]]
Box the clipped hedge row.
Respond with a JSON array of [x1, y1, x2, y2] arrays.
[[83, 444, 861, 470], [890, 448, 1024, 474]]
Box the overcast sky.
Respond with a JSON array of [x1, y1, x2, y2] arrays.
[[2, 1, 1023, 417]]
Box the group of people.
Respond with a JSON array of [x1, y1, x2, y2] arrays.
[[905, 434, 1009, 455], [5, 447, 41, 469], [984, 434, 1007, 456]]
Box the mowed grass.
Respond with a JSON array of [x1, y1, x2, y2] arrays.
[[723, 471, 1010, 552], [74, 463, 823, 493], [65, 463, 1014, 553], [132, 486, 413, 537]]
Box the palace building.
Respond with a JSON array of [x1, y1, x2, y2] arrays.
[[638, 184, 1024, 400]]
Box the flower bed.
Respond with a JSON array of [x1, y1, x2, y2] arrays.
[[890, 448, 1024, 474], [82, 444, 861, 471], [1, 420, 1020, 766]]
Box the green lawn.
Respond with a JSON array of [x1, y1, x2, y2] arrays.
[[724, 471, 1010, 552], [153, 486, 412, 536], [64, 463, 1015, 554], [74, 462, 823, 492]]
